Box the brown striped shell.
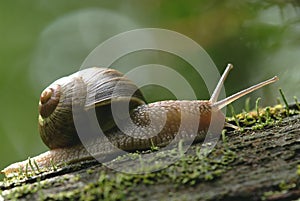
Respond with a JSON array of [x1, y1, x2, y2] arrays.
[[38, 67, 146, 149]]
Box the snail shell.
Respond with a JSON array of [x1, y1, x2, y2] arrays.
[[38, 67, 146, 149]]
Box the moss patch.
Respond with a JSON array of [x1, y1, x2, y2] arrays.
[[226, 103, 300, 130]]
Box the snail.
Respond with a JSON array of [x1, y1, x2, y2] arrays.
[[1, 64, 278, 177]]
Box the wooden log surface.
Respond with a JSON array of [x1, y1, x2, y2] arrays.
[[1, 105, 300, 201]]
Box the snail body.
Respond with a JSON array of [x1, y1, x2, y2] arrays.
[[2, 64, 278, 177]]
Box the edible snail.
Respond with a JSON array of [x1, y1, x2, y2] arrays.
[[2, 64, 278, 177]]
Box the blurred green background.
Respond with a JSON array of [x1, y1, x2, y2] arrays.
[[1, 0, 300, 172]]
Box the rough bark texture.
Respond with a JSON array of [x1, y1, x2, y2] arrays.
[[1, 106, 300, 201]]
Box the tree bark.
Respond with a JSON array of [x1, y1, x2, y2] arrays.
[[1, 106, 300, 201]]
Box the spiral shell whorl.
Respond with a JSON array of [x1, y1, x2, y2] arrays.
[[38, 76, 85, 149], [39, 85, 61, 118], [38, 67, 146, 150]]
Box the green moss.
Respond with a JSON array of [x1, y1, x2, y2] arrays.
[[262, 180, 297, 201], [226, 103, 300, 130], [86, 169, 94, 175], [168, 147, 236, 186], [43, 171, 130, 201], [37, 142, 236, 200], [261, 164, 300, 201], [5, 184, 38, 200], [278, 180, 296, 191], [2, 178, 42, 200]]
